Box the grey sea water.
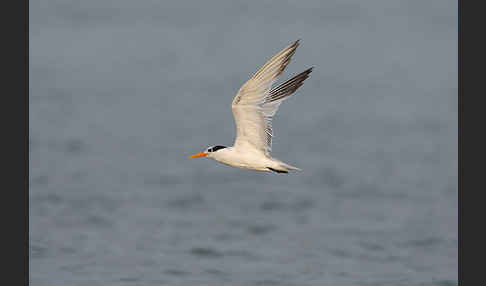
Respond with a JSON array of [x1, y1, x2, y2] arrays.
[[29, 0, 457, 285]]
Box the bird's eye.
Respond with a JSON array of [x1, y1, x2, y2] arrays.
[[207, 148, 213, 152]]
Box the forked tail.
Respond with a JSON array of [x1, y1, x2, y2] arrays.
[[281, 162, 302, 171], [268, 160, 302, 173]]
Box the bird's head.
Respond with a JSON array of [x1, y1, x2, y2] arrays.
[[189, 145, 227, 159]]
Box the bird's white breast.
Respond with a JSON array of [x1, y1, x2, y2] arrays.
[[209, 146, 275, 171]]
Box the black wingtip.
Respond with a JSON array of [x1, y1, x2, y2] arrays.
[[267, 167, 289, 174], [306, 66, 314, 73], [301, 67, 314, 76], [290, 39, 300, 48]]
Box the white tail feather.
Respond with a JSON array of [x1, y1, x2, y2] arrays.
[[280, 162, 302, 171]]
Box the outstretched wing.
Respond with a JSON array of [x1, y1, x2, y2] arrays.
[[231, 40, 312, 155]]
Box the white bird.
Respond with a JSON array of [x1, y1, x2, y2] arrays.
[[189, 40, 313, 173]]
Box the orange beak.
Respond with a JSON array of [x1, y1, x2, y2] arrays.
[[188, 152, 208, 158]]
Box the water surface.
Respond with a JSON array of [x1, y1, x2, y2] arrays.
[[30, 1, 457, 285]]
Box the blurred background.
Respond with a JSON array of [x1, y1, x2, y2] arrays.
[[29, 0, 457, 285]]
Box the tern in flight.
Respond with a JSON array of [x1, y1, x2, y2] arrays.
[[189, 40, 313, 173]]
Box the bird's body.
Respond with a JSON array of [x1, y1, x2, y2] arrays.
[[189, 40, 313, 173], [203, 145, 299, 173]]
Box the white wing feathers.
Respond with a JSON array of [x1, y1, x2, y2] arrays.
[[231, 40, 313, 155]]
